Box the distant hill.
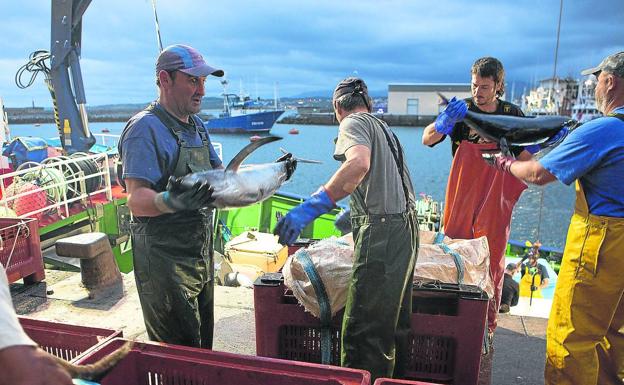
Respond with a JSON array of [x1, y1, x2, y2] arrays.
[[287, 89, 387, 99], [92, 97, 223, 110]]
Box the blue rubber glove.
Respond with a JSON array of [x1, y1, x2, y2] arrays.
[[542, 126, 569, 148], [274, 187, 336, 245], [524, 144, 541, 154], [434, 97, 468, 135]]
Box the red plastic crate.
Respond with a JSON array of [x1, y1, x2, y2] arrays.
[[75, 338, 371, 385], [19, 317, 123, 362], [0, 218, 44, 284], [254, 273, 488, 385], [374, 379, 442, 385]]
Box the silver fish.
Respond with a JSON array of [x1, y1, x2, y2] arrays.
[[174, 136, 297, 209], [438, 93, 577, 156]]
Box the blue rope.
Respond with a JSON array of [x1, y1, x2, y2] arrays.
[[434, 232, 465, 284], [296, 249, 333, 364]]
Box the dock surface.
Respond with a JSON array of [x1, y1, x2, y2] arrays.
[[10, 270, 547, 385]]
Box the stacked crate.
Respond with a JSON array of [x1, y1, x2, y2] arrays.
[[75, 338, 371, 385], [19, 317, 122, 362], [254, 273, 488, 385], [0, 218, 44, 284]]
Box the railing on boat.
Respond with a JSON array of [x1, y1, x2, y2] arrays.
[[92, 133, 224, 161], [0, 152, 113, 221]]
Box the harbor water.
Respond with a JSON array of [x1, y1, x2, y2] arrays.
[[9, 121, 575, 249]]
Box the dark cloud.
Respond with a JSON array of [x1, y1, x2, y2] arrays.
[[0, 0, 622, 106]]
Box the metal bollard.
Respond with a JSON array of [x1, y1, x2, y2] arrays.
[[55, 232, 123, 299]]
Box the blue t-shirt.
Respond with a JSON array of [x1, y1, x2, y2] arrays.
[[540, 106, 624, 217], [119, 104, 222, 191]]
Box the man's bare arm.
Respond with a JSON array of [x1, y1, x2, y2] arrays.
[[508, 159, 558, 186], [125, 178, 163, 217], [422, 122, 445, 146], [324, 145, 370, 201]]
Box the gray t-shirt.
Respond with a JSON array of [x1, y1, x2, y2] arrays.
[[334, 112, 414, 214]]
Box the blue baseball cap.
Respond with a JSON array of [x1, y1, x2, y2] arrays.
[[156, 44, 224, 77]]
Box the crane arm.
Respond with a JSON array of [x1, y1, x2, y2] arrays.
[[48, 0, 95, 153]]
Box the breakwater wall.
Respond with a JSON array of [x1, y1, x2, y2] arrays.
[[280, 113, 435, 127], [9, 111, 436, 128]]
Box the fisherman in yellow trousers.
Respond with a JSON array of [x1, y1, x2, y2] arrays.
[[485, 51, 624, 384], [518, 243, 550, 299]]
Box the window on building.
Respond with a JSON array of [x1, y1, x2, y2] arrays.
[[407, 98, 419, 115]]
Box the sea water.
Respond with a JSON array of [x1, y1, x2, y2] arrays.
[[9, 121, 575, 249]]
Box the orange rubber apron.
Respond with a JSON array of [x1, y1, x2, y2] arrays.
[[545, 182, 624, 385], [443, 141, 527, 332]]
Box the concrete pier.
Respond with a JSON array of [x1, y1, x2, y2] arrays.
[[9, 270, 546, 384]]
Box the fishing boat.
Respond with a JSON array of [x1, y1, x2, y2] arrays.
[[204, 80, 284, 134]]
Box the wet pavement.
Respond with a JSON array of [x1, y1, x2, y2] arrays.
[[10, 270, 547, 384]]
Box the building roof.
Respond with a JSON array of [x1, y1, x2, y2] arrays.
[[388, 83, 471, 92]]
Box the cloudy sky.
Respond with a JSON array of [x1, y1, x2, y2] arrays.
[[0, 0, 622, 107]]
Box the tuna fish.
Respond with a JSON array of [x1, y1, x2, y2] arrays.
[[438, 93, 577, 156], [172, 136, 298, 209]]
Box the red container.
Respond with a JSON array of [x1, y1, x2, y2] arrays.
[[254, 272, 344, 365], [0, 218, 44, 284], [19, 317, 123, 362], [75, 338, 371, 385], [254, 273, 488, 385], [374, 379, 442, 385]]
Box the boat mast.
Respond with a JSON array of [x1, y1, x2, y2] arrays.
[[0, 97, 9, 143], [537, 0, 564, 243], [221, 80, 230, 117], [151, 0, 164, 53], [274, 82, 279, 110], [549, 0, 563, 115]]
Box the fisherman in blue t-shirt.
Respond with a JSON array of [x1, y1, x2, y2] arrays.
[[487, 51, 624, 385], [118, 44, 224, 348]]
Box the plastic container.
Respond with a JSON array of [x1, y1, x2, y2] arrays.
[[254, 273, 488, 385], [254, 272, 345, 365], [225, 231, 288, 274], [19, 317, 123, 362], [0, 218, 44, 284], [75, 338, 371, 385]]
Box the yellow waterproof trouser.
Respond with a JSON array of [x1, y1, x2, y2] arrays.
[[545, 183, 624, 385]]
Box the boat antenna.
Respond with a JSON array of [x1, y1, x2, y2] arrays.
[[151, 0, 164, 52]]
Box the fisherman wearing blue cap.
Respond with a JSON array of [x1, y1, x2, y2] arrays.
[[118, 44, 224, 348], [489, 51, 624, 385]]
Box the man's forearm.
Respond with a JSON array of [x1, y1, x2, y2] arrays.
[[126, 180, 167, 217], [422, 123, 444, 146], [508, 159, 558, 186], [324, 158, 368, 202]]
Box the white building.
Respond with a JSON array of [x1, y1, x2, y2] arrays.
[[388, 83, 471, 116]]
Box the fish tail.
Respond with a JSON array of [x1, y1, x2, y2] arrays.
[[54, 341, 133, 381]]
